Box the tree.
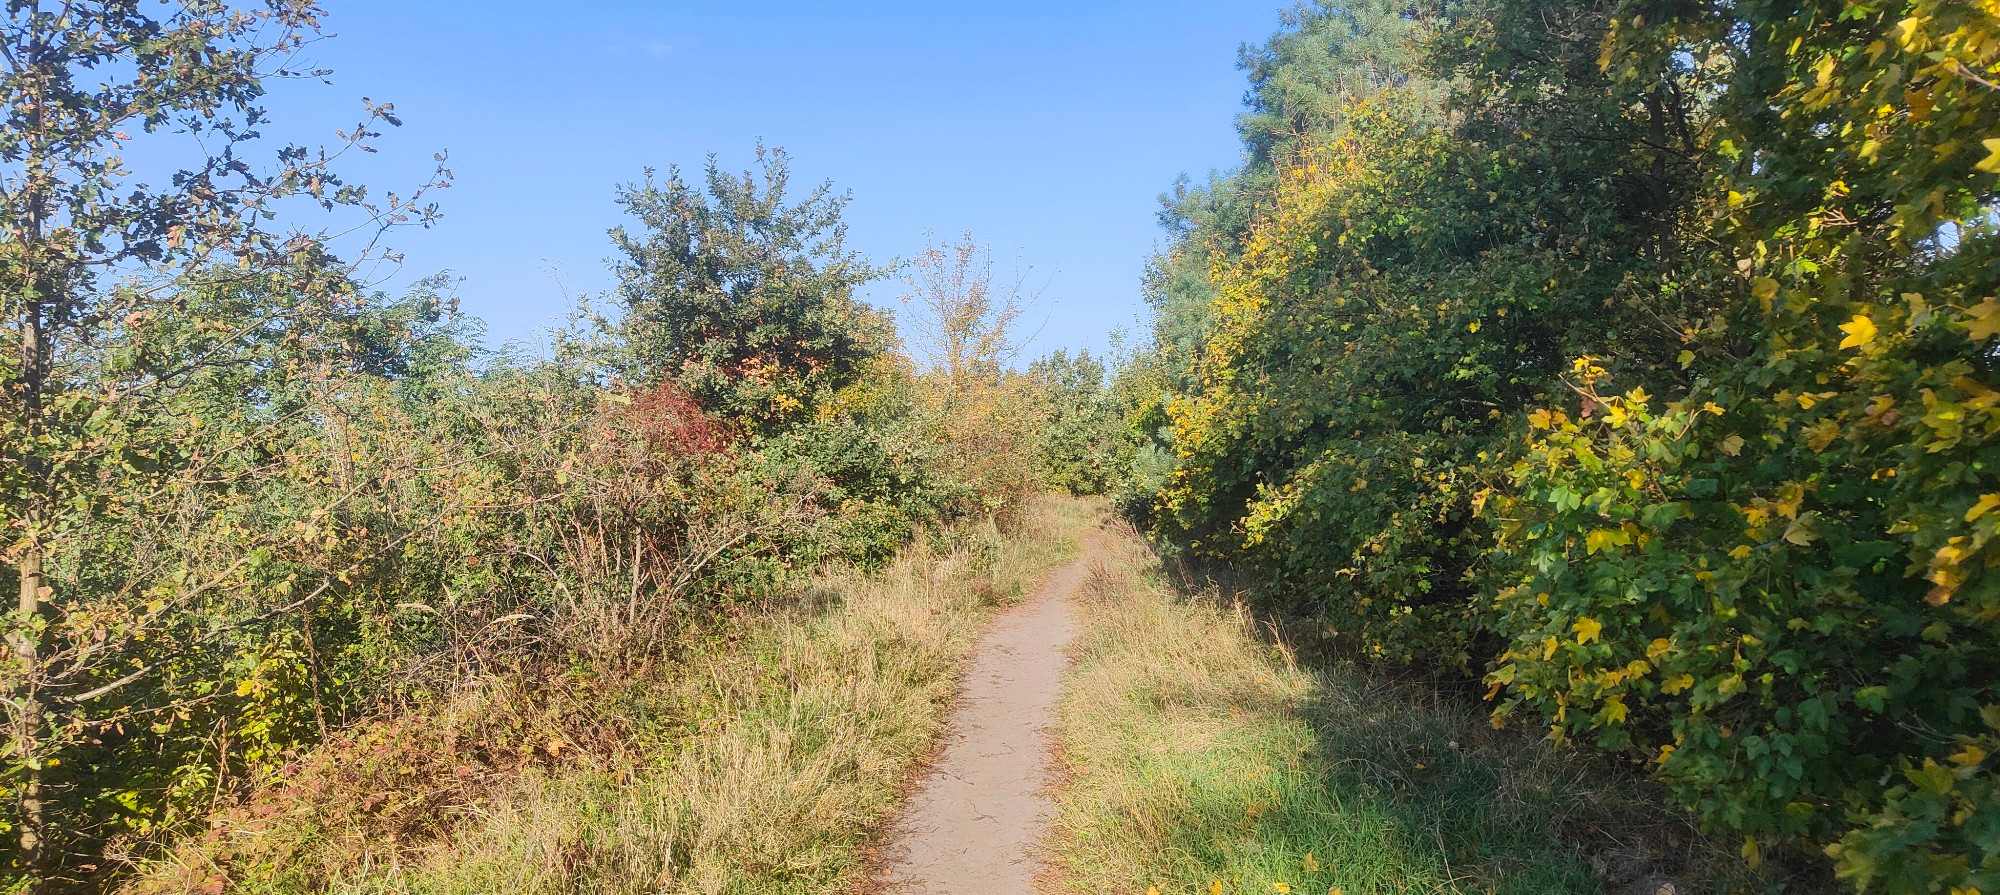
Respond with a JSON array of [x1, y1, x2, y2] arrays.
[[1127, 0, 2000, 884], [897, 234, 1046, 509], [1487, 0, 2000, 885], [1237, 0, 1428, 167], [899, 233, 1033, 381], [610, 146, 890, 433], [0, 0, 433, 869], [1027, 349, 1120, 495]]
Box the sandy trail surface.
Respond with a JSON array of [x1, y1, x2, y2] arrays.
[[870, 536, 1095, 894]]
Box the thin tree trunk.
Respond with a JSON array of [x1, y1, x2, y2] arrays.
[[12, 34, 52, 866], [13, 299, 48, 871], [12, 547, 42, 871]]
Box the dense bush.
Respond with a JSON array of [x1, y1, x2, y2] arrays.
[[1026, 349, 1122, 496], [3, 274, 828, 883], [6, 245, 1032, 891], [1127, 0, 2000, 889], [0, 9, 1049, 883], [1486, 1, 2000, 888], [609, 145, 892, 435], [1150, 9, 1684, 669]]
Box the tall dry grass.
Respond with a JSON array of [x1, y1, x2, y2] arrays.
[[128, 496, 1092, 895]]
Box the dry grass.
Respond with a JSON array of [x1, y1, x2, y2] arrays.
[[1050, 517, 1775, 895], [126, 496, 1092, 895]]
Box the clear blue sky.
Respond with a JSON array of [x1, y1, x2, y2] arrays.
[[279, 1, 1283, 357]]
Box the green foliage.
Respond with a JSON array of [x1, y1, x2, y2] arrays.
[[1484, 0, 2000, 888], [1153, 0, 1685, 668], [610, 145, 892, 433], [896, 233, 1055, 514], [1237, 0, 1426, 167], [1128, 0, 2000, 889], [8, 261, 995, 889], [1052, 526, 1760, 895], [0, 12, 1033, 883], [752, 366, 977, 567], [1027, 350, 1121, 495], [0, 1, 436, 874]]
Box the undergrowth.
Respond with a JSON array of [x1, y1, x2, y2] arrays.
[[125, 496, 1092, 895]]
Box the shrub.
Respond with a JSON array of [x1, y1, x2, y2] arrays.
[[1126, 0, 2000, 888]]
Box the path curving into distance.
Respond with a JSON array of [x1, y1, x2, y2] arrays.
[[871, 535, 1097, 894]]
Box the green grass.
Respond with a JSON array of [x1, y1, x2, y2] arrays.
[[1051, 518, 1756, 895], [128, 496, 1095, 895]]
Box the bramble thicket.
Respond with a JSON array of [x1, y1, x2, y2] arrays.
[[1123, 0, 2000, 890]]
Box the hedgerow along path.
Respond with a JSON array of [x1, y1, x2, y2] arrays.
[[870, 531, 1100, 893]]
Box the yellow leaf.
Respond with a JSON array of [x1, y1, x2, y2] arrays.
[[1751, 277, 1778, 304], [1275, 884, 1293, 894], [1212, 882, 1225, 895], [1603, 696, 1629, 724], [1301, 853, 1320, 872], [1721, 434, 1745, 456], [1980, 139, 2000, 175], [1966, 494, 2000, 522], [1149, 888, 1162, 895], [1783, 516, 1820, 546], [1575, 616, 1604, 645], [1585, 528, 1630, 554], [1729, 544, 1753, 560], [1967, 298, 2000, 341], [1890, 15, 1921, 47], [1662, 674, 1696, 695], [1950, 745, 1987, 767], [235, 679, 255, 697], [1838, 314, 1878, 350]]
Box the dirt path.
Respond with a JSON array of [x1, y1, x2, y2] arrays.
[[870, 535, 1095, 894]]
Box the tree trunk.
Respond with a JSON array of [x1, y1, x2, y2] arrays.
[[12, 47, 52, 867], [12, 548, 42, 871], [13, 299, 47, 872]]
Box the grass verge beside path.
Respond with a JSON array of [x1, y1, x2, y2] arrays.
[[131, 496, 1092, 895], [1051, 517, 1769, 895]]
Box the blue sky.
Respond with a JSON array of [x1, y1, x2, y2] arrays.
[[278, 1, 1283, 357]]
